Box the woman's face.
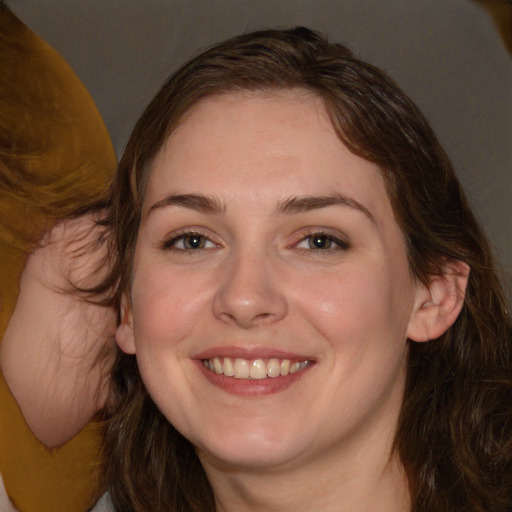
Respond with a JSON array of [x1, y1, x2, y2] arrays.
[[118, 90, 426, 473]]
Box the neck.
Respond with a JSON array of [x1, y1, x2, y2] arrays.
[[200, 439, 410, 512]]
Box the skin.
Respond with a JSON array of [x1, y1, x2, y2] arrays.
[[117, 90, 466, 512], [1, 214, 116, 447]]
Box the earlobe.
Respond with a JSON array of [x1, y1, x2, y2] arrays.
[[407, 260, 470, 343], [115, 298, 136, 354]]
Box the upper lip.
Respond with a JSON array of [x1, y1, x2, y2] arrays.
[[193, 345, 315, 361]]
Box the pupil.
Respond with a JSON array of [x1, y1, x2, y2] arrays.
[[186, 235, 203, 249], [310, 236, 330, 249]]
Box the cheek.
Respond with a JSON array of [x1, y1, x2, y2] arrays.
[[130, 263, 211, 354], [294, 258, 413, 353], [129, 266, 209, 412]]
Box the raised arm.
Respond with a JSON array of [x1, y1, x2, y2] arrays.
[[0, 214, 116, 447]]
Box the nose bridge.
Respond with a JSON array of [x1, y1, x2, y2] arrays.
[[213, 242, 287, 328]]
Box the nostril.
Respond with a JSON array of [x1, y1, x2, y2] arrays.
[[216, 304, 286, 329], [219, 310, 270, 329], [212, 261, 288, 327]]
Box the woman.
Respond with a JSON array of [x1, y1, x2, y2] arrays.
[[102, 27, 512, 511]]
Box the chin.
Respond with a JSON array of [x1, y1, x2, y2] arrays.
[[193, 421, 311, 472]]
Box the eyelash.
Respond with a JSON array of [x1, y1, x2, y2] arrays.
[[293, 231, 350, 253], [161, 229, 349, 255], [161, 230, 218, 253]]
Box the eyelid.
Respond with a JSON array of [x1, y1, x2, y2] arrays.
[[289, 228, 350, 251], [160, 227, 221, 251]]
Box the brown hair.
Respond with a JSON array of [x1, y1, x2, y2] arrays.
[[103, 27, 512, 512], [0, 5, 116, 252]]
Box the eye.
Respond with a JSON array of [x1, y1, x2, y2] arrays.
[[295, 232, 349, 252], [162, 232, 217, 251]]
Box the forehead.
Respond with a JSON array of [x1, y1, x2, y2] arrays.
[[162, 89, 332, 167], [145, 90, 393, 223]]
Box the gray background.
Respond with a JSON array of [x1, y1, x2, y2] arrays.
[[7, 0, 512, 294]]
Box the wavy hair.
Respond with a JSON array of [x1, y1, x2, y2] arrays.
[[0, 5, 116, 251], [102, 27, 512, 512]]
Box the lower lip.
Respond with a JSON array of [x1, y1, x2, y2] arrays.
[[193, 360, 313, 397]]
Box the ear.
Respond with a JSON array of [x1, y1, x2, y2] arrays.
[[115, 296, 136, 354], [407, 259, 470, 342]]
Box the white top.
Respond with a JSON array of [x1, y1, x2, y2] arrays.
[[0, 474, 19, 512], [89, 492, 113, 512]]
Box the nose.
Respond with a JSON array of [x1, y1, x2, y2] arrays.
[[212, 250, 288, 329]]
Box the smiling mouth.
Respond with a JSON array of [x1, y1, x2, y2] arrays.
[[202, 357, 311, 380]]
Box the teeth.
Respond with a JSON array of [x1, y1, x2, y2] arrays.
[[234, 358, 250, 379], [267, 358, 280, 378], [289, 361, 301, 374], [203, 357, 310, 379], [280, 359, 290, 376], [250, 359, 267, 379], [213, 357, 223, 374], [223, 357, 234, 376]]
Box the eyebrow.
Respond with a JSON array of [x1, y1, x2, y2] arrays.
[[145, 192, 374, 223], [146, 193, 226, 218], [278, 194, 375, 223]]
